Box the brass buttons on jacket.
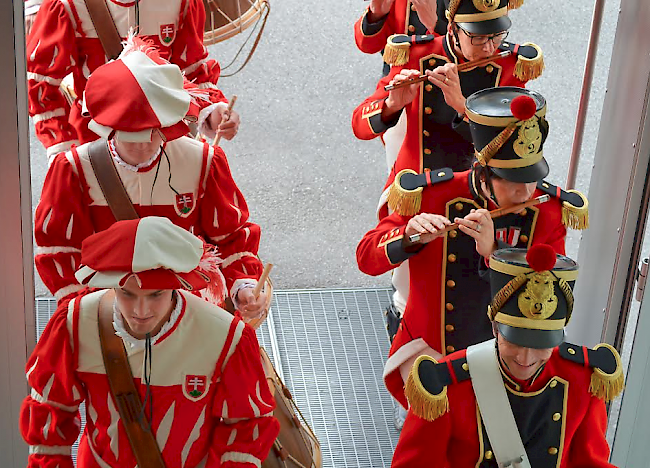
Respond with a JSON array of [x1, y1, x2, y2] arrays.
[[446, 345, 455, 353], [446, 279, 455, 288], [550, 380, 557, 388], [462, 363, 469, 371], [448, 254, 457, 262], [408, 25, 415, 32], [449, 230, 458, 239], [445, 324, 454, 332], [446, 303, 454, 311], [429, 59, 436, 66], [520, 235, 528, 244], [455, 202, 464, 211], [423, 129, 430, 137], [425, 84, 433, 92], [424, 148, 432, 155], [548, 447, 558, 456], [520, 209, 528, 216], [485, 451, 493, 460], [552, 413, 561, 422], [486, 65, 494, 73], [425, 107, 432, 114], [568, 347, 576, 355]]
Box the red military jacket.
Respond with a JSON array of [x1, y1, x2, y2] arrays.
[[351, 34, 529, 177], [353, 0, 446, 55], [392, 344, 620, 468], [26, 0, 226, 157], [356, 169, 568, 407]]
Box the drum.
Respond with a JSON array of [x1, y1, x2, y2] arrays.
[[202, 0, 270, 45], [260, 348, 322, 468]]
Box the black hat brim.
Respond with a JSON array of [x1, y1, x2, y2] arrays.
[[491, 158, 550, 183], [497, 322, 565, 349], [456, 16, 512, 35]]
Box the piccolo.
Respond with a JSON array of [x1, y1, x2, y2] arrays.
[[408, 194, 551, 243], [384, 50, 512, 92]]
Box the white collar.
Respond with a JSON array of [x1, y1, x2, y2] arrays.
[[112, 291, 184, 350], [108, 138, 162, 172]]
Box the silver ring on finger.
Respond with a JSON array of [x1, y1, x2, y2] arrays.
[[475, 222, 481, 232], [444, 76, 449, 84]]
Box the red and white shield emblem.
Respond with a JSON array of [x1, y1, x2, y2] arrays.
[[159, 23, 177, 46], [183, 374, 209, 401], [175, 193, 195, 217]]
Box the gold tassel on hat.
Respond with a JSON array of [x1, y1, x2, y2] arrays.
[[405, 355, 449, 422], [508, 0, 524, 9], [589, 343, 625, 401], [514, 43, 545, 81], [383, 35, 410, 66], [562, 189, 589, 230], [387, 169, 423, 216], [476, 123, 517, 167]]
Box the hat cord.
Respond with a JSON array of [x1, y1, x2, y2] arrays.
[[138, 332, 154, 430]]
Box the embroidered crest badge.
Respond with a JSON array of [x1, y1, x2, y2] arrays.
[[175, 193, 195, 217], [159, 23, 177, 46], [183, 374, 210, 401]]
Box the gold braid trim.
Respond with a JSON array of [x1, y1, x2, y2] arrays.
[[508, 0, 524, 9], [562, 189, 589, 230], [589, 343, 625, 402], [514, 43, 544, 81], [489, 273, 528, 317], [405, 355, 449, 422], [558, 278, 574, 325], [445, 0, 462, 22], [383, 35, 410, 66], [387, 169, 423, 216], [475, 123, 517, 166]]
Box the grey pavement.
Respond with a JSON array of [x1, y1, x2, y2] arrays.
[[29, 0, 621, 297]]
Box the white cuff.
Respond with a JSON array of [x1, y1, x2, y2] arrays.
[[47, 141, 77, 165], [198, 102, 228, 140], [230, 279, 256, 310]]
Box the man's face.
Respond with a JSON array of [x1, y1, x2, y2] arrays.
[[450, 23, 508, 61], [496, 331, 553, 381], [490, 177, 537, 208], [114, 131, 164, 164], [114, 276, 175, 339]]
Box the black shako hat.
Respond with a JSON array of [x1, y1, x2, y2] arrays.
[[446, 0, 518, 35], [466, 86, 550, 183], [487, 245, 579, 349]]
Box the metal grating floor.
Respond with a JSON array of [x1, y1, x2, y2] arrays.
[[35, 287, 400, 467]]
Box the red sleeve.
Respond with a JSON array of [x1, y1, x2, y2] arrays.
[[172, 0, 226, 106], [34, 152, 96, 303], [353, 7, 394, 55], [26, 0, 79, 156], [564, 396, 616, 468], [356, 213, 423, 276], [351, 64, 405, 140], [20, 300, 85, 468], [530, 197, 567, 256], [391, 410, 450, 467], [208, 325, 279, 467], [198, 147, 264, 293]]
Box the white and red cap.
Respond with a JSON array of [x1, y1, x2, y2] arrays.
[[75, 217, 223, 293], [82, 36, 205, 142]]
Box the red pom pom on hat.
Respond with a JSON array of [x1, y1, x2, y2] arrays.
[[526, 244, 557, 272], [511, 95, 537, 121]]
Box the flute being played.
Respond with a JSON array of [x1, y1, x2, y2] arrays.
[[384, 51, 512, 92], [408, 194, 551, 243]]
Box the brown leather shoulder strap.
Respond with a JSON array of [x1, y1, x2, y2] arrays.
[[98, 291, 166, 468], [88, 139, 139, 221], [84, 0, 123, 60]]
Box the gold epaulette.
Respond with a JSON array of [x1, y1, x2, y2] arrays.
[[536, 180, 589, 230], [387, 168, 454, 216], [405, 355, 450, 421], [559, 342, 624, 401], [499, 41, 545, 81], [383, 34, 436, 66]]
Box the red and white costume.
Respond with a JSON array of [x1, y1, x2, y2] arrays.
[[26, 0, 226, 157], [34, 137, 262, 303], [20, 288, 280, 468]]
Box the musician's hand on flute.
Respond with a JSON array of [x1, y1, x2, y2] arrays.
[[403, 213, 452, 246], [209, 104, 240, 141], [367, 0, 395, 22], [430, 63, 465, 115], [236, 286, 268, 320], [384, 69, 422, 118], [455, 209, 497, 258]]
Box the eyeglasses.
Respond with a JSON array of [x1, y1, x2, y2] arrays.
[[458, 27, 509, 46]]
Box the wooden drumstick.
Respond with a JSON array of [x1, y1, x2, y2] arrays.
[[213, 95, 238, 147], [253, 263, 274, 299], [384, 51, 512, 92], [408, 194, 550, 243]]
